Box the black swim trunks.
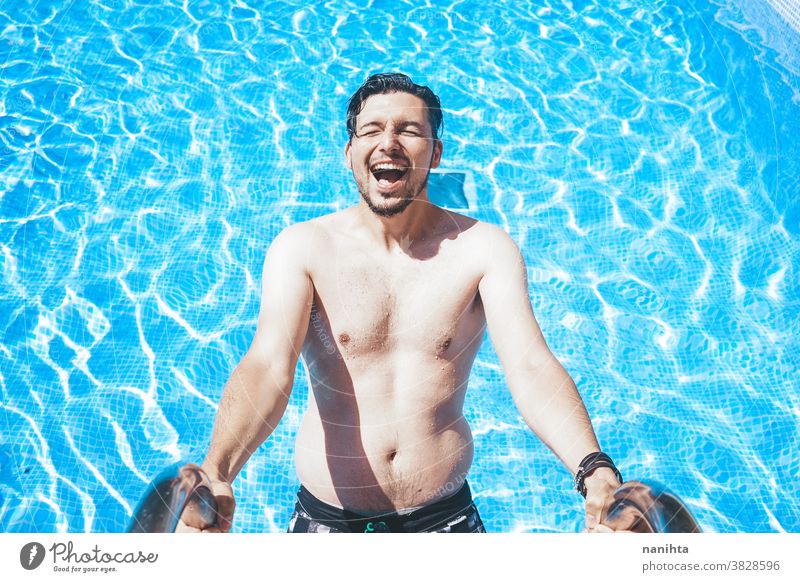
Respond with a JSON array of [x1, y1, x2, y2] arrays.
[[286, 480, 486, 533]]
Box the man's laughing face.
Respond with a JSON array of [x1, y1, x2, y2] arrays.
[[345, 92, 443, 217]]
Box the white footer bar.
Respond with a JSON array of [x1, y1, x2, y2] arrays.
[[2, 533, 798, 581]]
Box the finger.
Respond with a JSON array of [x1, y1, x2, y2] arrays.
[[216, 499, 235, 531], [585, 498, 604, 530], [585, 513, 598, 530], [181, 483, 234, 531], [175, 520, 201, 533], [213, 485, 236, 532], [179, 502, 209, 530]]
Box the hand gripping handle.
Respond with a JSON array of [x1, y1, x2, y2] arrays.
[[127, 463, 218, 533]]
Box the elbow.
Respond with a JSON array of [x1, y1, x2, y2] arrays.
[[229, 352, 296, 404], [242, 348, 296, 383], [506, 356, 574, 397], [506, 355, 556, 383]]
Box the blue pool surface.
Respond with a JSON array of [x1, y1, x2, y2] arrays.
[[1, 0, 799, 533]]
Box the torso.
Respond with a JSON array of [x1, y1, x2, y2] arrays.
[[295, 207, 490, 512]]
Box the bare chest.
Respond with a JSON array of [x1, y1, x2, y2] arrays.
[[306, 241, 485, 359]]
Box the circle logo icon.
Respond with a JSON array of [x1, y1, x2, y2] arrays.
[[20, 542, 46, 570]]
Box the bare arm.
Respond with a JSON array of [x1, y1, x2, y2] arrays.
[[204, 224, 313, 482], [477, 225, 599, 472], [180, 224, 313, 532], [477, 225, 619, 528]]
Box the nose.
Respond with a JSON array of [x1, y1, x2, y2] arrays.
[[377, 128, 401, 153]]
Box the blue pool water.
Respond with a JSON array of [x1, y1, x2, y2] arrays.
[[1, 0, 798, 533]]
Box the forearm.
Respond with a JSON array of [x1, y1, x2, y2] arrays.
[[508, 354, 601, 475], [203, 353, 293, 483]]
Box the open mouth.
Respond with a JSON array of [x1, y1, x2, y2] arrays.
[[370, 162, 409, 189]]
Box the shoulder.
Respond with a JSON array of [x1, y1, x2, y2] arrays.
[[470, 220, 516, 245], [290, 211, 349, 242], [263, 220, 316, 274], [455, 220, 526, 285], [271, 218, 321, 245], [268, 221, 308, 255], [460, 219, 522, 263], [441, 209, 512, 243], [265, 214, 343, 275]]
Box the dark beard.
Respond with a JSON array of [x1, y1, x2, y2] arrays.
[[357, 170, 430, 217], [359, 188, 415, 217]]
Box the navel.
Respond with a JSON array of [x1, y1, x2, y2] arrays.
[[338, 332, 351, 344]]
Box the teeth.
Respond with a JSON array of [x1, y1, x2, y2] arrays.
[[371, 162, 407, 172]]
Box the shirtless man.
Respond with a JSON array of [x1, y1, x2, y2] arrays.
[[181, 73, 622, 533]]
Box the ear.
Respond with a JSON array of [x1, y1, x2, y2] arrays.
[[345, 140, 352, 170], [430, 139, 443, 169]]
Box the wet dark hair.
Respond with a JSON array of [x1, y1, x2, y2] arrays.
[[346, 73, 443, 141]]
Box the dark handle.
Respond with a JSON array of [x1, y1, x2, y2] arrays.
[[127, 463, 219, 533], [601, 479, 701, 533]]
